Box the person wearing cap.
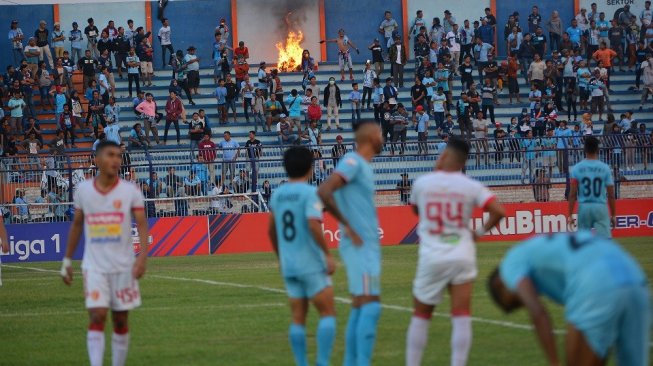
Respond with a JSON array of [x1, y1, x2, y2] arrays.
[[184, 46, 201, 95], [68, 22, 84, 64], [389, 35, 407, 88], [9, 20, 25, 66], [157, 18, 173, 69], [368, 38, 384, 77], [34, 20, 54, 69], [331, 134, 347, 166], [396, 173, 411, 204]]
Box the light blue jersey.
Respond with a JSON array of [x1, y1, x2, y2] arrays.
[[500, 232, 650, 364], [270, 182, 326, 278], [334, 152, 381, 296], [571, 159, 614, 204]]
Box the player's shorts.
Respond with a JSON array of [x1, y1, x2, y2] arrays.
[[577, 202, 611, 238], [140, 61, 153, 74], [338, 52, 353, 71], [83, 270, 141, 311], [340, 243, 381, 296], [566, 284, 651, 366], [412, 256, 477, 306], [542, 155, 555, 167], [283, 272, 332, 299]]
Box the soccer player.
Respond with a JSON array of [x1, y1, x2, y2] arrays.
[[405, 137, 505, 366], [60, 140, 150, 366], [268, 146, 337, 366], [488, 231, 650, 366], [318, 122, 384, 366], [0, 221, 8, 286], [568, 136, 616, 237]]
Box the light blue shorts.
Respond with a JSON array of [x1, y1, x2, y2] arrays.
[[577, 203, 611, 238], [340, 242, 381, 296], [566, 284, 651, 365], [284, 272, 331, 299]]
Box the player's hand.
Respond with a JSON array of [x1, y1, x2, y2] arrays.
[[610, 216, 616, 229], [567, 216, 576, 228], [344, 225, 363, 246], [132, 259, 147, 280], [1, 242, 8, 254], [61, 257, 73, 285], [326, 254, 336, 275]]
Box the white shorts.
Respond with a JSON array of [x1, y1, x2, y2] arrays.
[[412, 256, 477, 306], [140, 61, 153, 74], [83, 270, 141, 311]]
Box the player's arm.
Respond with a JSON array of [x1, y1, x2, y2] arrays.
[[515, 278, 560, 366], [606, 184, 616, 226], [308, 219, 335, 275], [319, 38, 337, 44], [61, 208, 84, 285], [0, 222, 8, 254], [132, 208, 149, 279], [475, 198, 505, 240], [317, 174, 362, 245], [567, 179, 578, 225], [268, 213, 279, 258]]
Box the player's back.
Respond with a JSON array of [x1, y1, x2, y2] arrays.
[[75, 179, 144, 274], [270, 182, 326, 278], [333, 152, 379, 246], [570, 159, 614, 204], [410, 171, 495, 262]]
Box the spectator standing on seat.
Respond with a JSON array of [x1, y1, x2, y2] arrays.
[[137, 37, 154, 87], [244, 131, 262, 180], [368, 38, 384, 77], [285, 88, 303, 130], [171, 50, 195, 105], [158, 18, 173, 69], [323, 77, 342, 131], [113, 27, 130, 79], [135, 93, 160, 145], [51, 22, 65, 59], [198, 133, 217, 186], [184, 46, 200, 96], [188, 112, 205, 151], [391, 103, 409, 155], [277, 114, 298, 146], [396, 173, 411, 205], [214, 78, 228, 124], [224, 74, 238, 123], [362, 61, 377, 110], [9, 20, 25, 67], [219, 131, 240, 184], [350, 83, 362, 128], [58, 103, 77, 148], [331, 135, 347, 166], [473, 37, 494, 85], [265, 93, 282, 132], [527, 6, 542, 34], [546, 11, 562, 53]]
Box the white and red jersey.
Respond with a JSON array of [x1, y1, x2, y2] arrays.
[[74, 179, 145, 274], [410, 171, 495, 262]]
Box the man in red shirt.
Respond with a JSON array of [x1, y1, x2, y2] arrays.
[[233, 41, 249, 60], [198, 133, 217, 186]]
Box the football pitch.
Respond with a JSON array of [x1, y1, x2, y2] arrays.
[[1, 238, 651, 366]]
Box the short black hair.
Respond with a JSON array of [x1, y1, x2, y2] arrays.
[[584, 136, 600, 154], [487, 267, 505, 311], [446, 136, 470, 161], [283, 146, 313, 178], [96, 140, 121, 154]]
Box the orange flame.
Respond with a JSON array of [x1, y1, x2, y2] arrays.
[[276, 31, 304, 72]]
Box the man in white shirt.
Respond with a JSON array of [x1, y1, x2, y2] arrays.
[[405, 137, 504, 366], [447, 24, 461, 71], [157, 18, 173, 69]]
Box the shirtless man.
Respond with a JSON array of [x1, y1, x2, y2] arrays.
[[320, 28, 359, 81]]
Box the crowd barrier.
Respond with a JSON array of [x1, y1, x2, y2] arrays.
[[3, 199, 651, 263]]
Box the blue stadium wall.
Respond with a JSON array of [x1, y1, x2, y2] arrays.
[[0, 5, 54, 68], [0, 0, 579, 69]]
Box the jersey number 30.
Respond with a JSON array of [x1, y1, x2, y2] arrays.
[[425, 201, 464, 234], [580, 177, 602, 198]]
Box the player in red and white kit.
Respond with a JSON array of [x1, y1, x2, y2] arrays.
[[405, 137, 505, 366], [61, 140, 150, 366]]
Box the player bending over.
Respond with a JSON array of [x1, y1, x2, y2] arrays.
[[568, 136, 616, 237], [405, 137, 505, 366], [61, 140, 150, 366], [0, 220, 8, 286], [488, 231, 650, 366], [318, 122, 384, 366], [268, 146, 337, 366]]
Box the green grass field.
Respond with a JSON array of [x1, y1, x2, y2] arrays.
[[1, 238, 651, 366]]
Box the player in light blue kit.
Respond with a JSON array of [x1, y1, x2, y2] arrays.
[[318, 122, 384, 366], [488, 231, 650, 366], [568, 136, 616, 237], [268, 146, 337, 366]]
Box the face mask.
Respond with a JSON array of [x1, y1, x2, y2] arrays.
[[329, 80, 335, 85]]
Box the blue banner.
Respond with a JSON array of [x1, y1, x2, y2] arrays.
[[1, 222, 83, 263]]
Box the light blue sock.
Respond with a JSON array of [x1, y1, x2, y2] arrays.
[[356, 302, 381, 366], [289, 323, 308, 366], [343, 308, 361, 366], [316, 316, 336, 366]]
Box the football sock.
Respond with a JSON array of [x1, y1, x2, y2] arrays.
[[316, 316, 336, 366], [111, 327, 129, 366], [343, 307, 361, 366], [87, 324, 105, 366], [451, 316, 472, 366], [406, 314, 431, 366], [356, 301, 381, 366], [288, 323, 308, 366]]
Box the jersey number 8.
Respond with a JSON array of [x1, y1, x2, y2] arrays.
[[282, 211, 296, 241]]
